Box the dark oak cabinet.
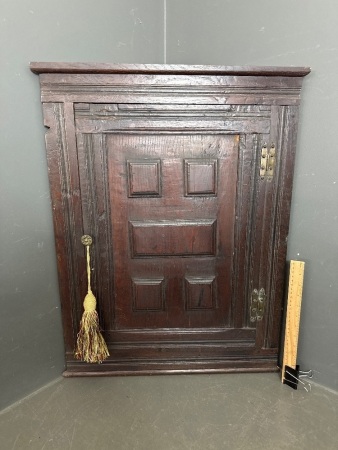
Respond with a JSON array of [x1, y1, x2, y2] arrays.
[[30, 63, 310, 376]]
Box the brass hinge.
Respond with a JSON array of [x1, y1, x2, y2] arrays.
[[250, 288, 266, 322], [260, 143, 276, 181]]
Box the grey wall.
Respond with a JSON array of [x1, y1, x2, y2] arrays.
[[166, 0, 338, 392], [0, 0, 164, 411], [1, 0, 337, 410]]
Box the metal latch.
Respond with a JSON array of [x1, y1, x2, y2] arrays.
[[260, 143, 276, 181], [250, 288, 266, 322]]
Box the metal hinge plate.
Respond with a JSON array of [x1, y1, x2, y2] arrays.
[[250, 288, 266, 322], [260, 143, 276, 181]]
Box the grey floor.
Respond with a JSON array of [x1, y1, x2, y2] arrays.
[[0, 373, 337, 450]]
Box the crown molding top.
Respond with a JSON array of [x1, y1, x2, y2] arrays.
[[30, 62, 311, 77]]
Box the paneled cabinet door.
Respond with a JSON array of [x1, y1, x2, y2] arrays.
[[74, 102, 290, 374]]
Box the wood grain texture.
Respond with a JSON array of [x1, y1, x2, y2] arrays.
[[36, 72, 306, 105], [31, 63, 310, 376]]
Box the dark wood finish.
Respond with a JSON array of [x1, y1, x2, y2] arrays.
[[110, 134, 237, 330], [30, 63, 309, 376]]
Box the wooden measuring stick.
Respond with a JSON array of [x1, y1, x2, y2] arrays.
[[282, 260, 305, 382]]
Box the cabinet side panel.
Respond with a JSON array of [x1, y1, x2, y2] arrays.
[[267, 105, 300, 349], [42, 102, 83, 355]]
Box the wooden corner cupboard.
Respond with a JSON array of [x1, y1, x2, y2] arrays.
[[30, 63, 310, 376]]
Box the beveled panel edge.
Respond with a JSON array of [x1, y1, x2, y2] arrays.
[[30, 62, 311, 77]]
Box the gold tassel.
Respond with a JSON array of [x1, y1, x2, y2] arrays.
[[75, 235, 109, 363]]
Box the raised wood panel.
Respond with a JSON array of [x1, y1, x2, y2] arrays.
[[31, 63, 309, 376], [127, 160, 161, 197], [185, 159, 217, 196], [185, 276, 216, 310], [132, 278, 165, 311], [129, 220, 217, 257]]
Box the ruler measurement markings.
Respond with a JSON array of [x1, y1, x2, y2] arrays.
[[282, 260, 305, 382]]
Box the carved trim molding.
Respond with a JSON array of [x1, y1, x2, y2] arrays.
[[37, 72, 305, 105]]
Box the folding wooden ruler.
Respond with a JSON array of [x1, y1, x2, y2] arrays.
[[281, 260, 305, 388]]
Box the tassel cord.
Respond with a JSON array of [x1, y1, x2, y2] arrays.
[[75, 237, 109, 363], [86, 244, 91, 294]]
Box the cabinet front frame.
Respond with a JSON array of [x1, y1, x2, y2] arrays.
[[34, 67, 306, 375]]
